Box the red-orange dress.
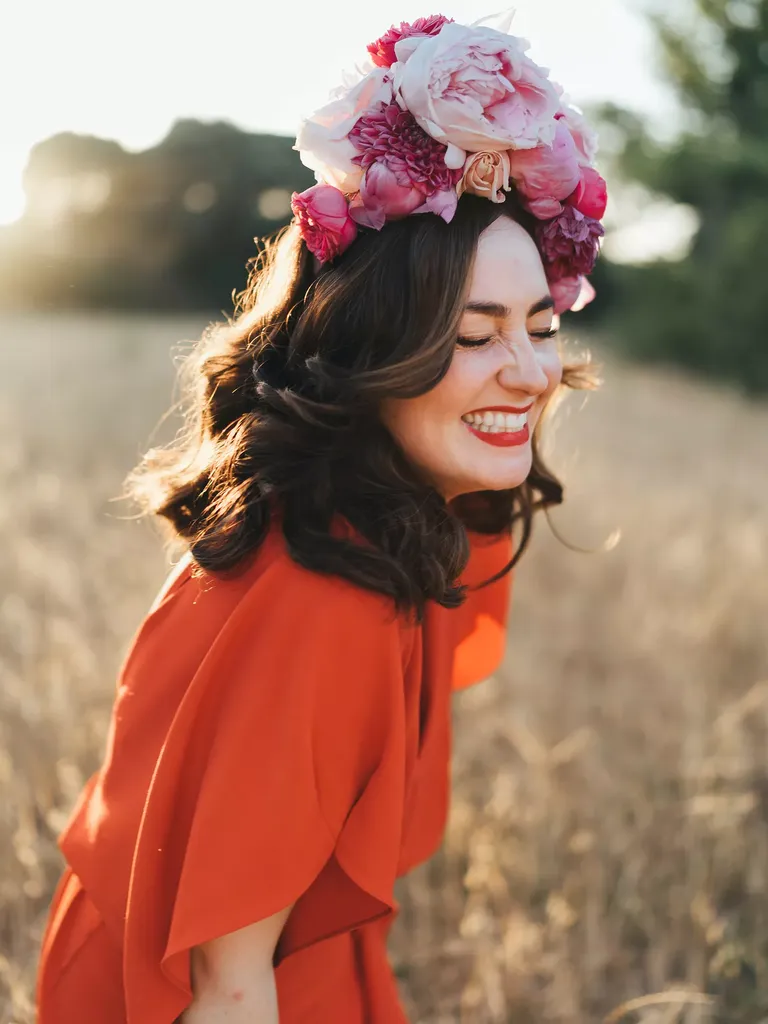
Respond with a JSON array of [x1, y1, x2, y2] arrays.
[[36, 515, 513, 1024]]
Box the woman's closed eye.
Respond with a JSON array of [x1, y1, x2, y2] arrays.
[[456, 327, 559, 349]]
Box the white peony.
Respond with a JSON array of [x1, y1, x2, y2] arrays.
[[392, 21, 561, 166]]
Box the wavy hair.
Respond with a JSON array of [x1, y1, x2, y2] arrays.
[[125, 193, 600, 620]]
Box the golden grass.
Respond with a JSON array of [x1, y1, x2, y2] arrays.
[[1, 312, 767, 1023]]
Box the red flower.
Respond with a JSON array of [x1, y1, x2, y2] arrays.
[[566, 167, 608, 220], [366, 14, 453, 68]]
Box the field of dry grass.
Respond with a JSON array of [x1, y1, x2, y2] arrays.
[[1, 311, 767, 1023]]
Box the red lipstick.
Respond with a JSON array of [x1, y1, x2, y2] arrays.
[[469, 404, 534, 415]]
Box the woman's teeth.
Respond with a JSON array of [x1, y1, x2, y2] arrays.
[[461, 410, 528, 434]]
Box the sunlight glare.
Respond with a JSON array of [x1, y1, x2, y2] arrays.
[[0, 168, 26, 226]]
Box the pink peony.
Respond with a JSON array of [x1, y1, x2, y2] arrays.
[[393, 21, 561, 169], [291, 184, 358, 262], [350, 163, 426, 229], [294, 66, 394, 193], [367, 14, 454, 68], [537, 207, 604, 280], [573, 276, 597, 311], [508, 120, 582, 220], [348, 101, 461, 228], [457, 150, 512, 203], [418, 187, 459, 221], [566, 166, 608, 220], [548, 275, 596, 315], [549, 276, 580, 315], [552, 274, 602, 313], [555, 102, 599, 167]]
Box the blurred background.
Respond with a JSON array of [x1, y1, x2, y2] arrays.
[[1, 1, 767, 1021]]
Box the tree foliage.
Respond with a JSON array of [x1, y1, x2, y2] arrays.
[[0, 120, 315, 312], [599, 0, 768, 394]]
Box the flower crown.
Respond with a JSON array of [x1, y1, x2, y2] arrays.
[[290, 9, 607, 315]]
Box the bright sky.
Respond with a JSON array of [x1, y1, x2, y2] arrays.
[[1, 1, 685, 256]]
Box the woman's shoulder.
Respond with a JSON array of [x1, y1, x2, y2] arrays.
[[144, 514, 411, 655]]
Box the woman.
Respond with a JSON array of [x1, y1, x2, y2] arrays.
[[36, 11, 606, 1024]]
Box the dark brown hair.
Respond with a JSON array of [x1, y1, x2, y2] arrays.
[[125, 193, 599, 620]]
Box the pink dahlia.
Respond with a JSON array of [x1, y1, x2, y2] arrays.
[[348, 101, 461, 228], [536, 207, 605, 280], [367, 14, 453, 68], [350, 102, 460, 189]]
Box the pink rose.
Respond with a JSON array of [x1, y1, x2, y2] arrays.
[[367, 14, 454, 68], [294, 66, 394, 193], [393, 22, 561, 168], [508, 120, 582, 220], [291, 184, 358, 262], [457, 150, 512, 204], [566, 167, 608, 220]]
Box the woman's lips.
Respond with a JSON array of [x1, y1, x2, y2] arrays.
[[462, 420, 530, 448]]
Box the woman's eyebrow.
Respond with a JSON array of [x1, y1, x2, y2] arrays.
[[464, 295, 555, 318]]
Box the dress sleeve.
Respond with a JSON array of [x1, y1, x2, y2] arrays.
[[451, 529, 514, 691], [121, 557, 408, 1024]]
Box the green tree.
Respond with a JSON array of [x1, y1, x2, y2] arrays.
[[0, 121, 316, 311], [599, 0, 768, 394]]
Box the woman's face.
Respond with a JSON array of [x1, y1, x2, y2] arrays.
[[381, 216, 564, 501]]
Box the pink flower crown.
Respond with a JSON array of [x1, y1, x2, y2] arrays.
[[290, 9, 607, 315]]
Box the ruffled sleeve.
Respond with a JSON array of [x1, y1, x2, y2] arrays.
[[112, 549, 409, 1023], [450, 529, 514, 691]]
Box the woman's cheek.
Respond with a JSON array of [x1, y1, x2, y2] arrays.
[[442, 347, 496, 399], [543, 346, 564, 390]]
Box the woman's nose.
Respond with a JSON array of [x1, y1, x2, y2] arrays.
[[496, 337, 550, 396]]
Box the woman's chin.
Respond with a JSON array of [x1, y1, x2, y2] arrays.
[[429, 449, 534, 500], [451, 472, 531, 497], [466, 455, 533, 494]]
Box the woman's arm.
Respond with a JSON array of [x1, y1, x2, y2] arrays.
[[181, 903, 295, 1023]]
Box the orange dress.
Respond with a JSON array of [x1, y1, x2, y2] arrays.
[[36, 515, 513, 1024]]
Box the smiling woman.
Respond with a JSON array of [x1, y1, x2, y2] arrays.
[[36, 190, 601, 1024], [381, 217, 565, 501], [36, 12, 607, 1024]]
